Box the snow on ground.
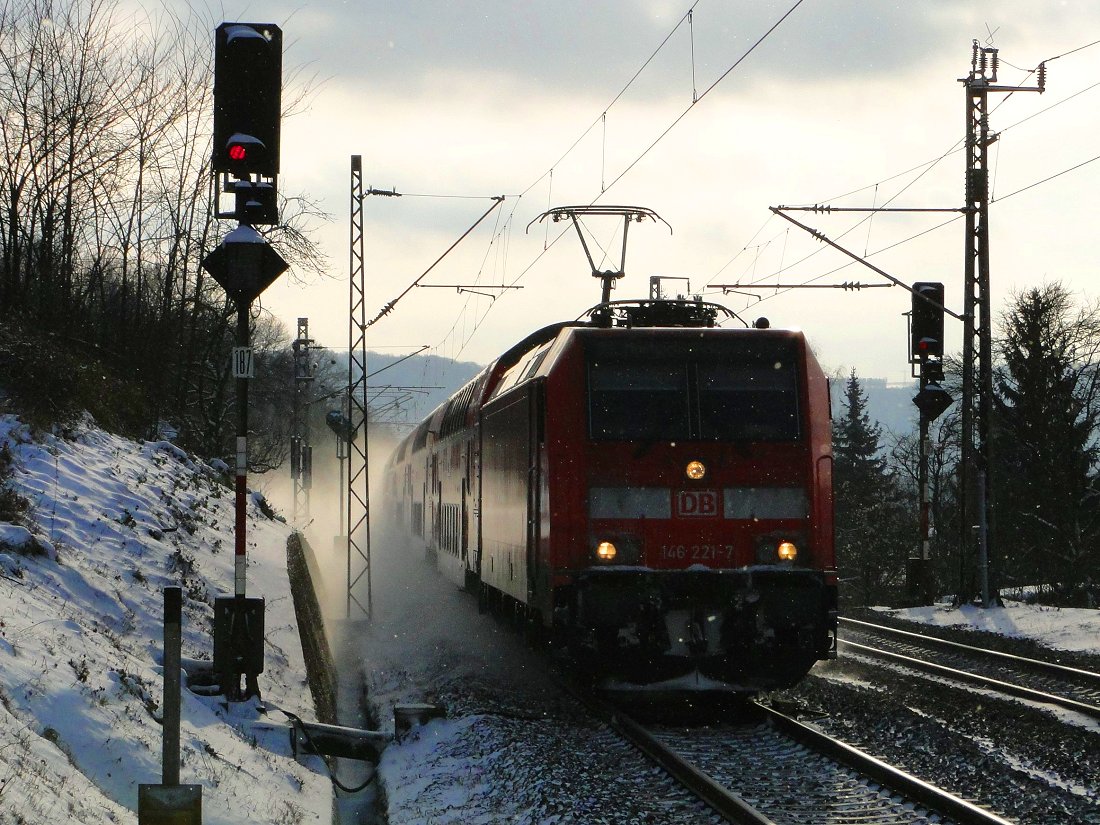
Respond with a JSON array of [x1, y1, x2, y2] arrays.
[[875, 600, 1100, 654], [304, 516, 556, 825], [0, 414, 332, 824]]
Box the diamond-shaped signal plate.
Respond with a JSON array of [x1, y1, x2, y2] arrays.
[[202, 236, 288, 305], [913, 384, 953, 421]]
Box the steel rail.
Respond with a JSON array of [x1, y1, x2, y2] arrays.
[[606, 709, 779, 825], [560, 668, 1010, 825], [838, 638, 1100, 721], [552, 673, 775, 824], [758, 702, 1016, 825], [840, 617, 1100, 686]]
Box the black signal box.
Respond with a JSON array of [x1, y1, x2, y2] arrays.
[[231, 179, 278, 226], [911, 282, 945, 360], [213, 23, 282, 178], [213, 595, 265, 680]]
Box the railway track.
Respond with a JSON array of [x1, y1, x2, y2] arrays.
[[562, 676, 1014, 825], [837, 617, 1100, 721]]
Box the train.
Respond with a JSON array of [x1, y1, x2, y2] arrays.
[[384, 296, 837, 692]]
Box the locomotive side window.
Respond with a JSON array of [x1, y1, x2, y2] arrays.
[[588, 360, 689, 440]]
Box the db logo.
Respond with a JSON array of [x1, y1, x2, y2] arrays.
[[676, 490, 719, 517]]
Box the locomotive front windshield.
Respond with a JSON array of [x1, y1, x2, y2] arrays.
[[587, 337, 801, 441]]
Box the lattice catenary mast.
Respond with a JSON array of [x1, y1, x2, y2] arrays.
[[346, 155, 372, 618], [958, 43, 1044, 607]]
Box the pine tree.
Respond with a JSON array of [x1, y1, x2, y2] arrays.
[[993, 284, 1100, 600], [833, 370, 910, 605]]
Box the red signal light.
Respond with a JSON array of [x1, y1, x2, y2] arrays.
[[229, 144, 247, 161]]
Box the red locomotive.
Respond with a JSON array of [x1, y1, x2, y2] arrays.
[[385, 295, 838, 691]]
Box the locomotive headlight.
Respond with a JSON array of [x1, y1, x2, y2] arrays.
[[685, 460, 706, 480], [755, 535, 804, 564], [592, 535, 641, 564], [777, 541, 798, 562]]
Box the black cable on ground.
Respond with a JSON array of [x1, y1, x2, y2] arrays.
[[267, 704, 378, 794]]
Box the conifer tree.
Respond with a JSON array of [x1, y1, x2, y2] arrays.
[[993, 284, 1100, 599], [833, 370, 910, 605]]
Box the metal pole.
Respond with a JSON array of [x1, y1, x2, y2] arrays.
[[348, 154, 372, 619], [959, 57, 980, 606], [974, 79, 997, 608], [978, 469, 991, 607], [226, 300, 252, 702], [235, 302, 249, 598], [958, 43, 1043, 607], [162, 586, 182, 786], [338, 434, 346, 538], [917, 366, 932, 605], [235, 302, 249, 599]]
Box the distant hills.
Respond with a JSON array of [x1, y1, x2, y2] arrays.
[[833, 376, 920, 437], [363, 351, 483, 427]]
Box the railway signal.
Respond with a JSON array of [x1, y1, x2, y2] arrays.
[[325, 410, 357, 443], [914, 380, 952, 422], [291, 319, 315, 525], [204, 20, 289, 697], [910, 288, 953, 606], [911, 282, 945, 360], [201, 226, 288, 701], [213, 23, 282, 177], [213, 23, 282, 225], [914, 349, 951, 422]]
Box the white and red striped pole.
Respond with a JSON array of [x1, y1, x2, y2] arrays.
[[235, 304, 250, 599]]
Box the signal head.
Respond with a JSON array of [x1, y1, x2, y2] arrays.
[[911, 282, 945, 361], [213, 23, 282, 177]]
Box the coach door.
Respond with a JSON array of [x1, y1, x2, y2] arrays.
[[462, 440, 472, 567]]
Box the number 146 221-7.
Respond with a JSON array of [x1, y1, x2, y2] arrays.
[[659, 544, 734, 563]]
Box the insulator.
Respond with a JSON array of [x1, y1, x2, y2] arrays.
[[1037, 62, 1047, 93], [990, 51, 999, 81]]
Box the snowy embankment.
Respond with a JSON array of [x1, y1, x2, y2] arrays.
[[0, 414, 332, 824]]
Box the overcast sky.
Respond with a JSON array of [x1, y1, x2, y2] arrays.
[[204, 1, 1100, 388]]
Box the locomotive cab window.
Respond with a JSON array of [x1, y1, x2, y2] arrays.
[[588, 360, 688, 440], [587, 337, 801, 441], [697, 361, 798, 440]]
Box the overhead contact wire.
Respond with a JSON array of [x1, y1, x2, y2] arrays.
[[368, 197, 504, 327], [754, 61, 1100, 297], [448, 0, 805, 358], [517, 0, 702, 199], [602, 0, 808, 194]]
